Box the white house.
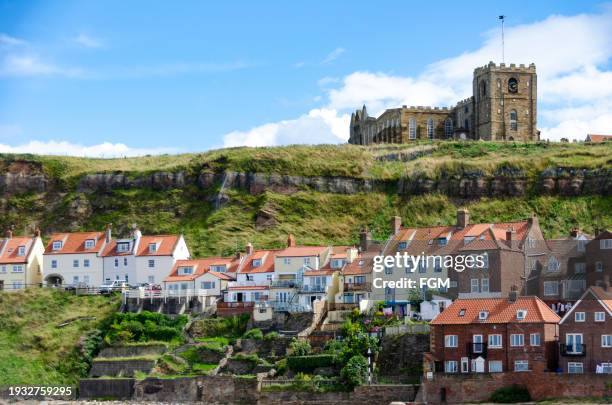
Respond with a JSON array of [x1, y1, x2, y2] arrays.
[[0, 230, 45, 291], [43, 230, 108, 287], [164, 257, 238, 300], [235, 245, 277, 286]]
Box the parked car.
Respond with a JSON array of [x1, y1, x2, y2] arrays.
[[64, 282, 89, 292], [99, 280, 130, 294]]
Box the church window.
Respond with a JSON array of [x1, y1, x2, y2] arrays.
[[427, 118, 434, 139], [444, 118, 453, 138], [409, 118, 416, 139], [510, 110, 518, 131]]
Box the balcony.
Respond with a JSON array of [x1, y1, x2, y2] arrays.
[[560, 343, 586, 357], [466, 342, 488, 358], [216, 301, 254, 316], [270, 280, 301, 288], [300, 284, 326, 293], [344, 282, 370, 292]]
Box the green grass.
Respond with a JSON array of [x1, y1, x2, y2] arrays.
[[0, 288, 120, 385]]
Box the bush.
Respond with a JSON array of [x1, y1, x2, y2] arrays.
[[104, 311, 187, 344], [287, 354, 336, 373], [232, 353, 260, 365], [242, 328, 263, 340], [275, 358, 287, 375], [289, 338, 311, 356], [489, 384, 531, 403], [264, 331, 280, 340], [340, 355, 368, 387]]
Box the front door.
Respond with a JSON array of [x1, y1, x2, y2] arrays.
[[236, 292, 243, 302]]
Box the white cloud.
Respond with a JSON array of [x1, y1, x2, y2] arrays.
[[0, 33, 26, 47], [74, 33, 103, 48], [0, 55, 84, 77], [223, 8, 612, 146], [321, 47, 345, 65], [0, 140, 178, 157]]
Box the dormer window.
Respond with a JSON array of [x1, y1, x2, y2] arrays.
[[211, 265, 227, 273], [398, 241, 408, 250], [437, 238, 448, 246], [148, 243, 157, 253], [178, 266, 193, 275], [459, 309, 466, 317], [84, 239, 95, 249], [253, 259, 262, 268], [331, 259, 345, 269], [52, 241, 63, 251], [479, 311, 489, 320], [516, 310, 527, 320], [464, 236, 475, 245], [17, 246, 26, 256], [117, 242, 130, 253]]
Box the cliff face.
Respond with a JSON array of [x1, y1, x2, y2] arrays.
[[1, 161, 610, 198]]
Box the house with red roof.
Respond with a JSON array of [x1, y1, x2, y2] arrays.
[[585, 134, 612, 143], [164, 257, 238, 303], [335, 243, 378, 310], [558, 285, 612, 374], [43, 229, 109, 287], [0, 229, 44, 291], [424, 295, 560, 375], [101, 225, 190, 286]]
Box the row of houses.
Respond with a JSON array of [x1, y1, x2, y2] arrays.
[[424, 284, 612, 375], [0, 211, 610, 318]]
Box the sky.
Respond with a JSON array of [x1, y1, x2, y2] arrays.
[[0, 0, 611, 156]]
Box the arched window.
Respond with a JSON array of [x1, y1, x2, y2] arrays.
[[510, 110, 518, 130], [427, 118, 434, 139], [409, 118, 416, 139], [444, 118, 453, 138]]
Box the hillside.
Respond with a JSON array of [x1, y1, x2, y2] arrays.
[[0, 289, 120, 385], [0, 141, 610, 256]]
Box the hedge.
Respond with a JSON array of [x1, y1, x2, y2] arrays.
[[287, 354, 336, 373]]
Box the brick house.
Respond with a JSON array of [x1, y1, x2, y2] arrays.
[[538, 237, 588, 303], [585, 230, 612, 288], [558, 285, 612, 374], [424, 296, 560, 375]]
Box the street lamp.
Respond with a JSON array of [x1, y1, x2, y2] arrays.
[[367, 347, 372, 385]]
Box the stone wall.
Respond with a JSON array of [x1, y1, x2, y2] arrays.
[[79, 378, 135, 400], [98, 344, 166, 358], [239, 337, 290, 357], [377, 333, 429, 376], [422, 372, 612, 404], [89, 359, 156, 377]]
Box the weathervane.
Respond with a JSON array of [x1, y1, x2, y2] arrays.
[[499, 15, 506, 63]]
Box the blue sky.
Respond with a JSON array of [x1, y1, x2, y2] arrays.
[[0, 1, 611, 156]]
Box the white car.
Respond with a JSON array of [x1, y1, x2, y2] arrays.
[[99, 280, 130, 294]]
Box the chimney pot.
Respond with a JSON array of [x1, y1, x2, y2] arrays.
[[287, 234, 296, 248], [105, 223, 112, 243], [5, 229, 12, 239], [391, 216, 401, 235], [457, 209, 470, 229], [246, 243, 254, 255], [359, 228, 372, 252]]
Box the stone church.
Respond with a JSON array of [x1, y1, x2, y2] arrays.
[[348, 62, 539, 144]]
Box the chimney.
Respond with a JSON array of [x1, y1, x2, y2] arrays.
[[391, 216, 401, 235], [359, 228, 372, 252], [34, 228, 41, 238], [604, 275, 611, 292], [570, 227, 580, 238], [506, 228, 514, 243], [105, 223, 112, 243], [346, 247, 357, 263], [527, 213, 539, 227], [509, 285, 518, 303], [287, 234, 296, 248], [246, 243, 254, 255], [457, 209, 469, 229], [5, 229, 12, 239]]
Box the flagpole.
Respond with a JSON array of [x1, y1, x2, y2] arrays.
[[499, 15, 506, 63]]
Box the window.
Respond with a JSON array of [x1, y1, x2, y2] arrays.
[[471, 279, 479, 293], [84, 239, 95, 249], [479, 311, 489, 320], [405, 262, 413, 274], [596, 261, 604, 272], [445, 335, 458, 348], [481, 278, 489, 293], [508, 77, 518, 93], [409, 118, 416, 139], [575, 312, 585, 322], [511, 334, 524, 347], [568, 362, 583, 374], [548, 257, 560, 272], [124, 274, 128, 282], [510, 110, 518, 131], [489, 361, 503, 373], [283, 258, 291, 265], [398, 241, 407, 249], [601, 363, 612, 374], [148, 259, 155, 268], [384, 266, 393, 275], [304, 257, 311, 265], [438, 238, 447, 246], [544, 281, 559, 296], [148, 276, 155, 283], [434, 262, 443, 273], [331, 259, 344, 269], [595, 312, 606, 322], [577, 240, 586, 252], [566, 333, 583, 353], [253, 259, 262, 267], [84, 259, 90, 268], [12, 265, 23, 273], [148, 243, 157, 253], [178, 266, 193, 275], [73, 276, 79, 283], [51, 260, 57, 269], [464, 118, 469, 130], [445, 361, 458, 373], [117, 242, 130, 252], [16, 245, 25, 256], [516, 310, 527, 320], [459, 308, 466, 317], [211, 265, 226, 273], [266, 274, 272, 281], [488, 334, 502, 348], [84, 275, 90, 284], [600, 239, 612, 249], [123, 257, 128, 266], [201, 281, 215, 289], [418, 260, 427, 273], [461, 357, 469, 373], [12, 281, 23, 290], [73, 260, 79, 268], [514, 360, 529, 372], [114, 258, 119, 268], [444, 118, 453, 138], [473, 335, 483, 353], [482, 253, 489, 269], [530, 333, 541, 346], [574, 263, 586, 274], [52, 241, 62, 250], [427, 118, 434, 139], [602, 335, 612, 348]]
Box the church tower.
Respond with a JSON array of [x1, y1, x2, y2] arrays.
[[473, 62, 538, 141]]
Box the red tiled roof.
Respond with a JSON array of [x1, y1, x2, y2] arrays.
[[343, 250, 377, 276], [164, 257, 239, 282], [101, 239, 133, 257], [44, 232, 106, 255], [239, 249, 279, 274], [431, 297, 560, 325], [135, 235, 180, 256], [0, 237, 36, 264], [277, 246, 328, 257], [586, 134, 612, 143]]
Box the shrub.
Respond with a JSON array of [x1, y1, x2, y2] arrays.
[[275, 358, 287, 375], [232, 353, 260, 365], [264, 331, 280, 340], [489, 384, 531, 403], [341, 355, 368, 387], [287, 354, 335, 373], [242, 328, 263, 340], [289, 338, 311, 356]]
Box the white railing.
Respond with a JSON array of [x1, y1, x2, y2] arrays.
[[123, 288, 208, 300], [228, 280, 271, 288]]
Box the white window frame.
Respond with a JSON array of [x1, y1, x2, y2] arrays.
[[575, 312, 585, 322], [488, 334, 502, 348], [73, 260, 79, 268], [148, 259, 155, 268], [409, 118, 416, 139], [600, 239, 612, 249], [52, 241, 62, 250], [444, 360, 458, 373], [427, 118, 434, 139], [510, 334, 524, 347], [117, 242, 130, 253], [602, 335, 612, 348], [568, 362, 583, 374], [481, 278, 489, 293], [114, 258, 119, 268], [12, 265, 24, 273], [444, 335, 458, 348], [488, 360, 503, 373], [543, 281, 559, 296], [84, 259, 90, 268], [516, 310, 527, 320], [17, 245, 26, 256], [514, 360, 529, 372], [574, 263, 586, 274], [595, 312, 605, 322], [530, 333, 541, 346], [470, 278, 479, 293], [51, 260, 57, 269], [148, 243, 157, 253], [84, 239, 95, 249]]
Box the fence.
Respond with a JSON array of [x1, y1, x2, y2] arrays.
[[384, 323, 430, 336]]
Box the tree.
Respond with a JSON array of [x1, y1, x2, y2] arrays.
[[289, 338, 311, 356], [341, 355, 368, 387]]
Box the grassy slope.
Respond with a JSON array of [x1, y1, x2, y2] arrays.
[[0, 289, 120, 385]]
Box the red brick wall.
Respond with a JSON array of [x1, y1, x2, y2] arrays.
[[423, 373, 612, 404]]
